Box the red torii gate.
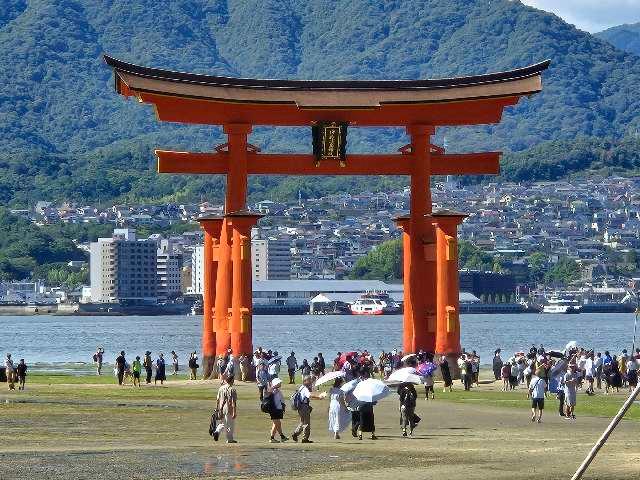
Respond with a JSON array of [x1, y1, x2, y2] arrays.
[[105, 55, 548, 377]]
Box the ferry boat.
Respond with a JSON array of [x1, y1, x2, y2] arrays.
[[542, 295, 582, 314], [350, 291, 402, 315]]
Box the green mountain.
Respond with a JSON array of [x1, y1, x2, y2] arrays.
[[596, 23, 640, 56], [2, 0, 640, 206]]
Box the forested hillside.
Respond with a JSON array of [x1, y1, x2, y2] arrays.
[[1, 0, 640, 205], [597, 22, 640, 56]]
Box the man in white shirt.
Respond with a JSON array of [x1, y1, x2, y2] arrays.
[[528, 368, 547, 423], [594, 353, 603, 390], [292, 376, 314, 443]]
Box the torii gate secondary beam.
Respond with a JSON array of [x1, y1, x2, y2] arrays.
[[156, 151, 501, 176]]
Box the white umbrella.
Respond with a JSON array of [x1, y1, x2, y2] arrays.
[[353, 378, 390, 403], [393, 366, 417, 375], [341, 378, 360, 393], [401, 353, 416, 362], [314, 370, 345, 387], [387, 369, 422, 385]]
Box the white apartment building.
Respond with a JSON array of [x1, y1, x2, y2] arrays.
[[190, 238, 292, 292], [157, 239, 183, 299], [90, 229, 158, 303], [252, 238, 292, 281], [190, 245, 204, 295]]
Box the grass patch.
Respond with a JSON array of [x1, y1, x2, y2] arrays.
[[437, 388, 640, 420]]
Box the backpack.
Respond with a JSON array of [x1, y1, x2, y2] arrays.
[[208, 409, 218, 437], [261, 394, 274, 414], [290, 387, 304, 411]]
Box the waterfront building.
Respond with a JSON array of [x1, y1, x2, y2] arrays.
[[252, 238, 292, 280], [89, 229, 158, 303], [190, 245, 204, 295], [157, 239, 183, 299]]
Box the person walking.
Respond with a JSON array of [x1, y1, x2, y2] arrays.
[[327, 377, 350, 440], [594, 352, 603, 390], [471, 351, 480, 386], [16, 358, 27, 391], [171, 351, 179, 375], [188, 352, 199, 380], [501, 362, 511, 391], [155, 353, 166, 385], [492, 349, 503, 381], [291, 375, 324, 443], [563, 363, 579, 419], [143, 351, 153, 384], [239, 354, 249, 382], [439, 357, 453, 392], [131, 356, 142, 388], [115, 351, 126, 386], [268, 352, 281, 380], [256, 362, 269, 401], [4, 354, 15, 390], [528, 367, 546, 423], [286, 351, 298, 384], [318, 353, 326, 376], [214, 375, 238, 443], [398, 382, 418, 436], [94, 347, 104, 375], [265, 378, 288, 443]]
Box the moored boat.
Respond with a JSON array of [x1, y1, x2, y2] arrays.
[[350, 291, 402, 315]]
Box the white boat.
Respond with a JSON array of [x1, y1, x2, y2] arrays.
[[542, 295, 581, 314], [350, 291, 401, 315]]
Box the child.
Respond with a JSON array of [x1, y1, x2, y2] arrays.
[[132, 356, 142, 387], [16, 359, 27, 391]]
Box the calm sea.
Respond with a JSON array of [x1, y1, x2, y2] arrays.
[[0, 313, 637, 372]]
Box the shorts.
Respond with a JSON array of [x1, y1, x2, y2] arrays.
[[133, 372, 140, 379], [270, 408, 284, 420], [531, 398, 544, 410]]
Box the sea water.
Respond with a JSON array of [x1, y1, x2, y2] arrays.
[[0, 313, 636, 373]]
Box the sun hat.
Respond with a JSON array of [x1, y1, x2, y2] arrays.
[[271, 378, 282, 388]]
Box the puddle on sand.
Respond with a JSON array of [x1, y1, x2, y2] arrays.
[[203, 455, 247, 474]]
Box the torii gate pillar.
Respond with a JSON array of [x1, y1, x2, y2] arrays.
[[197, 216, 223, 379], [432, 212, 467, 365]]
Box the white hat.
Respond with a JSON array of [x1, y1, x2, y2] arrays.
[[271, 378, 282, 388]]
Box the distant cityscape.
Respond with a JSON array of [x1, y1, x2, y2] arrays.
[[1, 176, 640, 312]]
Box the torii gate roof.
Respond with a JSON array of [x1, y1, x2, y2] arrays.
[[104, 55, 549, 127]]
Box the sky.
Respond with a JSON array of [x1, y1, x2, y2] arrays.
[[520, 0, 640, 32]]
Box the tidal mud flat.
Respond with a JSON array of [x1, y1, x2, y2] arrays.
[[1, 376, 639, 480]]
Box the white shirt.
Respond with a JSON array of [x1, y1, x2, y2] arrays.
[[529, 376, 547, 399], [584, 358, 595, 376], [299, 385, 311, 403], [627, 360, 638, 372]]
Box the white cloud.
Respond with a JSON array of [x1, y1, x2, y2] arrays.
[[520, 0, 640, 32]]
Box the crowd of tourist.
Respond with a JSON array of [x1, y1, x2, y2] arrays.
[[492, 344, 640, 422], [5, 340, 639, 446]]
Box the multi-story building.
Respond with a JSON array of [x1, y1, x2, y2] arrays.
[[190, 245, 204, 295], [252, 238, 292, 280], [90, 229, 158, 303], [157, 239, 183, 299]]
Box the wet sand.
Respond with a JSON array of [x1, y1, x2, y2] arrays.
[[1, 376, 639, 479]]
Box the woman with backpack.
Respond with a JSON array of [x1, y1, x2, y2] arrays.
[[262, 378, 288, 443]]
